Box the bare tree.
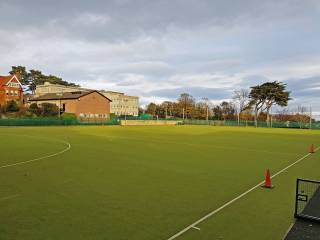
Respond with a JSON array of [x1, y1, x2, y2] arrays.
[[233, 89, 249, 113], [296, 105, 309, 128], [233, 89, 249, 124], [202, 97, 211, 121]]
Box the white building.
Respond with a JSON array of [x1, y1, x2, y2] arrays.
[[35, 82, 90, 97], [100, 91, 139, 116]]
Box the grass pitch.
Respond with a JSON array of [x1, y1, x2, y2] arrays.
[[0, 126, 319, 240]]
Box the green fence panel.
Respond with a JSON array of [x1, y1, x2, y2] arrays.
[[0, 117, 318, 129], [182, 119, 320, 130], [0, 118, 120, 126]]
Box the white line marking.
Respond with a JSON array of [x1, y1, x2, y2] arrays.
[[167, 147, 319, 240], [0, 194, 20, 201], [0, 135, 71, 169], [191, 226, 200, 231], [282, 222, 294, 240]]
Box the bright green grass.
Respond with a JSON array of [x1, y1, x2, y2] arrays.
[[0, 126, 319, 240]]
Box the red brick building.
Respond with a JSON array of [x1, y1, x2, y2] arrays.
[[0, 74, 24, 108], [30, 91, 111, 119]]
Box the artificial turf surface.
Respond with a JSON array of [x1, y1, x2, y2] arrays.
[[0, 125, 319, 240]]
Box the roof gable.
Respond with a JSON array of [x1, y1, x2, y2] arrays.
[[0, 76, 11, 86], [30, 90, 112, 102], [0, 75, 22, 88], [79, 91, 112, 102]]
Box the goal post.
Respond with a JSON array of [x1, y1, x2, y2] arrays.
[[295, 178, 320, 222]]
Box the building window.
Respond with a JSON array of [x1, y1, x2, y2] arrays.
[[7, 82, 20, 88]]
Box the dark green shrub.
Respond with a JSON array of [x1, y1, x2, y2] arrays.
[[6, 100, 19, 112], [29, 103, 41, 116], [40, 103, 59, 117]]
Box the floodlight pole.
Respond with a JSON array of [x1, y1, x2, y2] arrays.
[[59, 97, 61, 119], [237, 112, 240, 127], [270, 106, 273, 128], [310, 106, 312, 130], [206, 106, 209, 122], [165, 106, 167, 119], [182, 108, 185, 120], [57, 91, 63, 119]]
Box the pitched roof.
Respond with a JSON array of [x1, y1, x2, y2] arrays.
[[0, 75, 22, 87], [30, 90, 112, 102], [0, 75, 13, 86]]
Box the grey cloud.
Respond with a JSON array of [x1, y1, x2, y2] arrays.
[[292, 89, 320, 98], [148, 87, 231, 100], [237, 75, 270, 87], [287, 76, 320, 91], [1, 0, 319, 41], [285, 76, 320, 104], [0, 0, 319, 112]]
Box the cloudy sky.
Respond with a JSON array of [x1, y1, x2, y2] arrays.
[[0, 0, 319, 114]]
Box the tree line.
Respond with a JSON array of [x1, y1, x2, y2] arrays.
[[9, 66, 79, 94], [144, 81, 312, 126]]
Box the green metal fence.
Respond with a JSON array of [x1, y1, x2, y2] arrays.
[[182, 119, 320, 129], [0, 117, 319, 129], [0, 118, 120, 126]]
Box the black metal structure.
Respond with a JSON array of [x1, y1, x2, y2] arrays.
[[295, 178, 320, 222]]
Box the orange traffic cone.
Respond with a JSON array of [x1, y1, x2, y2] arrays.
[[309, 144, 316, 154], [262, 169, 273, 188]]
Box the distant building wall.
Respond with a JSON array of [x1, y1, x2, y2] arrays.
[[101, 91, 139, 116], [75, 92, 110, 118], [31, 92, 110, 118], [35, 82, 88, 97]]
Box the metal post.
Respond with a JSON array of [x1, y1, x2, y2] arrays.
[[270, 106, 273, 128], [237, 112, 240, 127], [182, 108, 185, 120], [57, 91, 63, 119], [294, 179, 300, 218], [310, 106, 312, 130], [59, 97, 61, 119], [165, 105, 167, 119]]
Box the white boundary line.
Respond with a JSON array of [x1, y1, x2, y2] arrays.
[[0, 194, 20, 201], [191, 226, 200, 231], [0, 134, 71, 169], [282, 222, 294, 240], [167, 147, 320, 240]]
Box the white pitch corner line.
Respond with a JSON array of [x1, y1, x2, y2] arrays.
[[0, 140, 71, 169], [0, 194, 20, 201], [191, 226, 200, 231], [167, 147, 320, 240]]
